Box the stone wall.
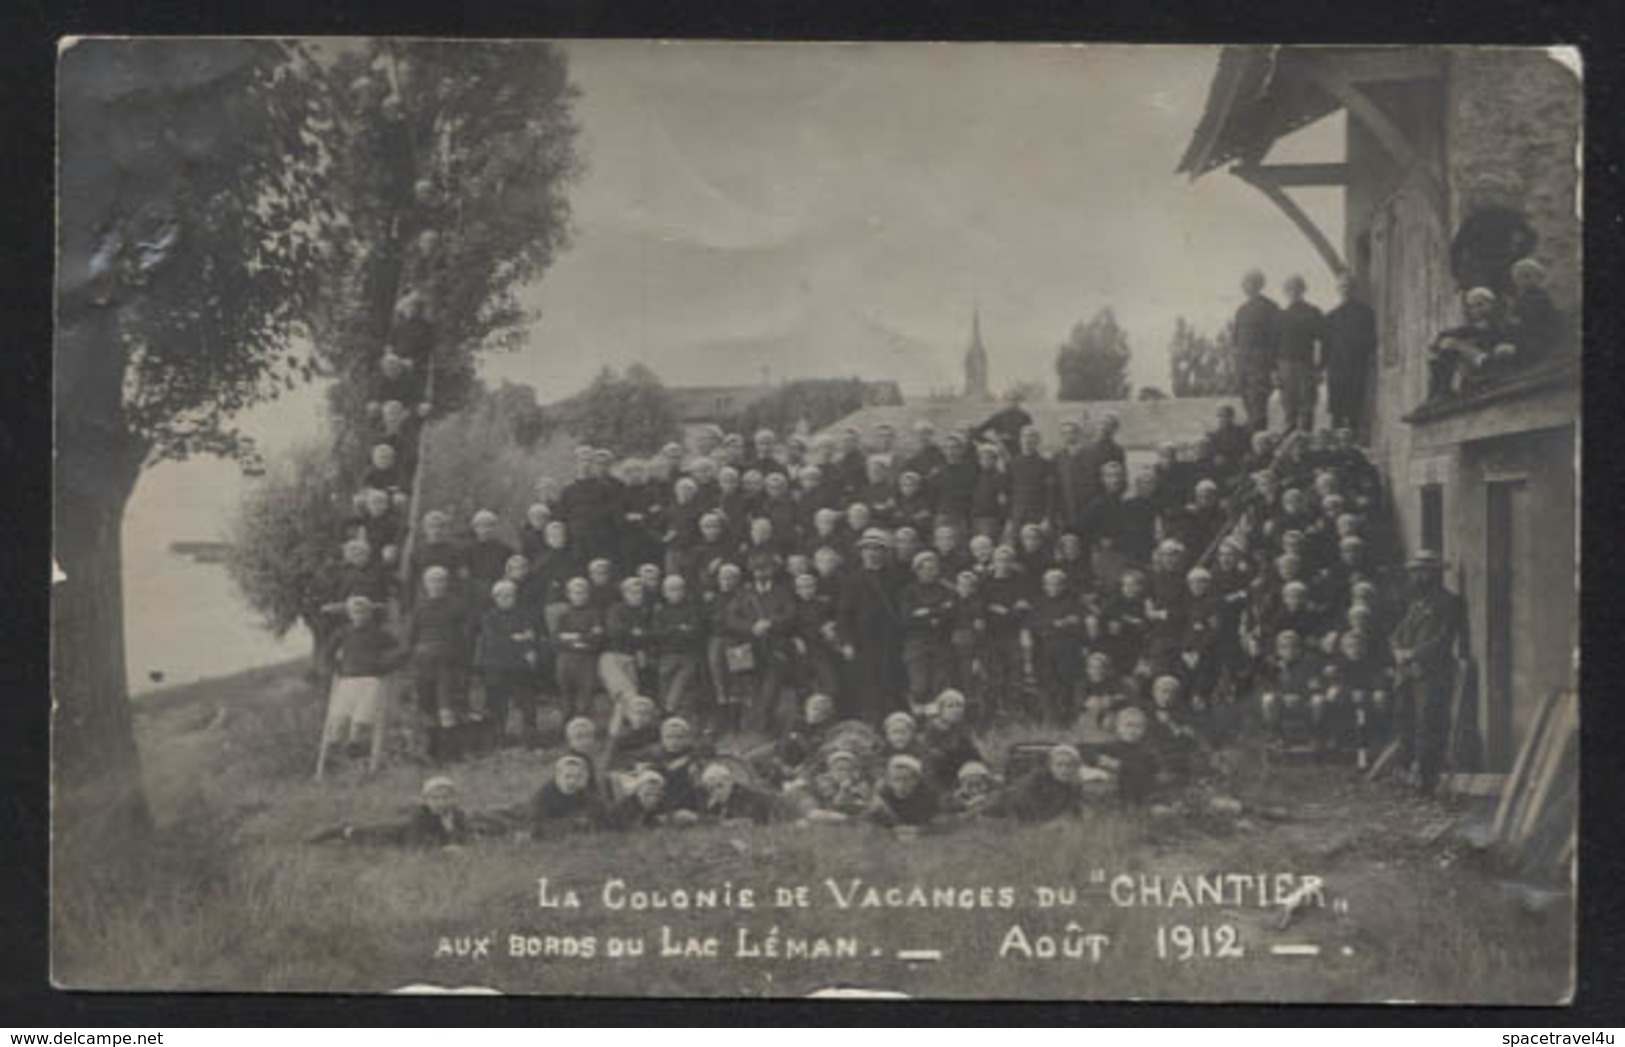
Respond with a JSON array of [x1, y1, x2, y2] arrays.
[[1446, 49, 1583, 315]]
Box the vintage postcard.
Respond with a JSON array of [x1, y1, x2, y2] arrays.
[[51, 40, 1580, 1002]]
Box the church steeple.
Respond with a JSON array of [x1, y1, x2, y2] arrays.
[[964, 306, 991, 400]]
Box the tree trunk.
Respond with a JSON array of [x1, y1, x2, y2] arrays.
[[53, 296, 152, 852], [52, 466, 151, 848]]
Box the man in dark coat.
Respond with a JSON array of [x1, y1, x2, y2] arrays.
[[1007, 425, 1055, 531], [1276, 274, 1324, 433], [1053, 419, 1094, 536], [1449, 175, 1537, 298], [969, 390, 1034, 458], [1232, 269, 1281, 433], [837, 530, 906, 722], [558, 446, 623, 563], [1322, 272, 1378, 434], [1389, 551, 1465, 796], [724, 550, 799, 733]]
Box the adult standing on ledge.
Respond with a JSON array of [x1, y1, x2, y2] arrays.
[[1233, 269, 1281, 433], [1323, 272, 1378, 436]]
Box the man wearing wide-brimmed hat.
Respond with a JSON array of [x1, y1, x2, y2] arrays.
[[837, 528, 906, 723], [1390, 549, 1465, 795]]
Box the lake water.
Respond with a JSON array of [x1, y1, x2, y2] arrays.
[[122, 449, 311, 697]]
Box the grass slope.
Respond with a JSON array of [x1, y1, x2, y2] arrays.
[[52, 662, 1571, 1002]]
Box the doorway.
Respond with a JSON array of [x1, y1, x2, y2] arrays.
[[1484, 478, 1531, 770]]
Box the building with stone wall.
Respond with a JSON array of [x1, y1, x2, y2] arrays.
[[1179, 46, 1580, 770]]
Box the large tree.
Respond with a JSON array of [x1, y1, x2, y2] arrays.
[[54, 40, 331, 837], [313, 41, 580, 580], [1056, 308, 1132, 401], [571, 364, 683, 455]]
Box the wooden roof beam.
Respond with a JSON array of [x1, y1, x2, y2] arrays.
[[1231, 164, 1348, 278], [1300, 64, 1450, 231], [1236, 162, 1351, 187], [1319, 48, 1446, 84]]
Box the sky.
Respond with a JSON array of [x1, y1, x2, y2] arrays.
[[482, 41, 1346, 400]]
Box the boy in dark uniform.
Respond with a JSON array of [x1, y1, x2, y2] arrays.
[[1028, 568, 1087, 726], [1259, 629, 1322, 747], [979, 545, 1033, 720], [899, 550, 959, 715], [527, 754, 605, 839], [933, 434, 979, 536], [1007, 426, 1055, 531], [651, 573, 707, 718], [406, 566, 475, 763], [790, 572, 844, 702], [865, 755, 940, 830], [552, 577, 604, 724], [466, 509, 516, 597], [473, 579, 541, 751], [969, 442, 1010, 540]]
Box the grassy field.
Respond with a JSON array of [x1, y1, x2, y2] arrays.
[[51, 661, 1572, 1002]]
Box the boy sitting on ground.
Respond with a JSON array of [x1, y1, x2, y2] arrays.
[[607, 769, 692, 831], [865, 754, 940, 832], [562, 716, 604, 796], [879, 711, 929, 766], [942, 760, 1002, 816], [1074, 651, 1129, 754], [920, 689, 985, 791], [1146, 675, 1204, 784], [794, 747, 875, 823], [1320, 628, 1392, 768], [750, 692, 838, 788], [983, 744, 1106, 824], [696, 762, 781, 825], [1090, 706, 1158, 808], [604, 695, 664, 785], [1259, 629, 1324, 748], [526, 754, 606, 839]]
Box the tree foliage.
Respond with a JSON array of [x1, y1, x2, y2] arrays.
[[1055, 308, 1132, 402], [227, 442, 348, 642], [570, 365, 683, 455], [417, 381, 559, 528], [727, 377, 880, 437], [1169, 317, 1239, 397], [57, 40, 333, 484]]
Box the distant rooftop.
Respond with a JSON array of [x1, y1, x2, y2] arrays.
[[818, 395, 1246, 451]]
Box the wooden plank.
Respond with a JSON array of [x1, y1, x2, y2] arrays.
[[1442, 773, 1506, 797], [1323, 49, 1447, 84], [1511, 697, 1576, 849], [1491, 687, 1564, 840], [1302, 65, 1449, 232], [1240, 162, 1352, 187], [1507, 706, 1563, 846]]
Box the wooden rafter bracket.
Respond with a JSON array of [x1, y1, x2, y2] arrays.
[[1301, 64, 1451, 231], [1230, 162, 1348, 278]]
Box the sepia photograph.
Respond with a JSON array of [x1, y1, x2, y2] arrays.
[[51, 39, 1581, 1002]]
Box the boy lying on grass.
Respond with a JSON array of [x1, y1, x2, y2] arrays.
[[306, 777, 504, 849]]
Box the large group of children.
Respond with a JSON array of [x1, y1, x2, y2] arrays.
[[310, 337, 1427, 843]]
